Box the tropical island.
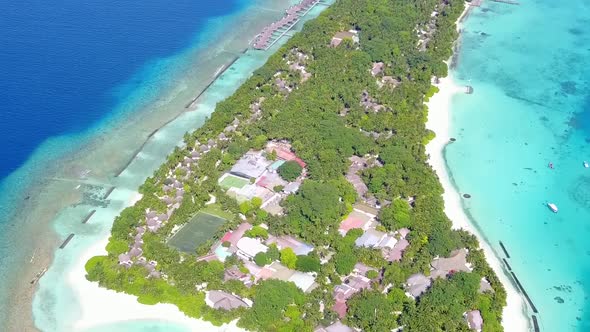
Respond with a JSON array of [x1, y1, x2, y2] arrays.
[[85, 0, 508, 331]]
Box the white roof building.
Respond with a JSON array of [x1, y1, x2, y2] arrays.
[[231, 151, 272, 179], [236, 237, 268, 259], [288, 271, 316, 293], [376, 235, 398, 249]]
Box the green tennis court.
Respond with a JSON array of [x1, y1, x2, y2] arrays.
[[167, 212, 227, 253], [219, 174, 250, 189]]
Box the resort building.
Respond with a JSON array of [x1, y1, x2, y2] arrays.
[[117, 253, 132, 268], [205, 290, 250, 310], [236, 237, 268, 259], [386, 238, 410, 262], [338, 210, 372, 235], [405, 273, 431, 298], [224, 266, 251, 285], [353, 262, 378, 277], [346, 156, 370, 198], [219, 141, 307, 215], [332, 274, 371, 318], [266, 235, 314, 256], [288, 271, 317, 293], [330, 30, 359, 47], [466, 310, 483, 331], [230, 151, 271, 179], [479, 278, 494, 293], [371, 62, 384, 76], [430, 248, 471, 279], [354, 228, 386, 248], [315, 321, 354, 332]]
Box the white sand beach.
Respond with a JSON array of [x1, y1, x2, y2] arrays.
[[425, 76, 531, 331], [68, 193, 245, 332], [70, 237, 244, 332]]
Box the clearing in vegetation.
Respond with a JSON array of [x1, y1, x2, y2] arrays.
[[219, 173, 250, 189], [167, 212, 227, 253]]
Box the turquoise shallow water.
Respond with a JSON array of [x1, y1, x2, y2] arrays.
[[82, 320, 191, 332], [446, 0, 590, 330]]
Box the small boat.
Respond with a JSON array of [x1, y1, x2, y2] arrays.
[[547, 203, 558, 213], [584, 161, 589, 168]]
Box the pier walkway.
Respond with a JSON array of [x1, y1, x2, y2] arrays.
[[252, 0, 326, 50]]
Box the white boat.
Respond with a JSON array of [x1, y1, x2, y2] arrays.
[[547, 203, 558, 213], [584, 161, 589, 168]]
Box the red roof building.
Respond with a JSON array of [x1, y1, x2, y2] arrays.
[[332, 300, 348, 319]]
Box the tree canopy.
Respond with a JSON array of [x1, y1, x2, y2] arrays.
[[278, 160, 303, 181]]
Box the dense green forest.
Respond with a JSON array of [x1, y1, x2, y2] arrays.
[[85, 0, 507, 331]]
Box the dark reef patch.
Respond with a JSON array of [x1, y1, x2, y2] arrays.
[[560, 81, 577, 95]]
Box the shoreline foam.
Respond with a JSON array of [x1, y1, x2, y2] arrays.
[[425, 76, 531, 331]]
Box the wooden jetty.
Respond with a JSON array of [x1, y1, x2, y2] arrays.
[[185, 54, 242, 109], [499, 241, 510, 258], [532, 315, 540, 332], [102, 186, 116, 200], [59, 233, 75, 249], [81, 209, 96, 224], [114, 127, 161, 177], [510, 271, 539, 313], [502, 258, 512, 271], [252, 0, 323, 51]]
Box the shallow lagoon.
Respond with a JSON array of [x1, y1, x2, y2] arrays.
[[446, 1, 590, 330]]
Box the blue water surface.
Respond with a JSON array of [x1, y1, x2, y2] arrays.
[[0, 0, 251, 327], [446, 0, 590, 330], [0, 0, 242, 179]]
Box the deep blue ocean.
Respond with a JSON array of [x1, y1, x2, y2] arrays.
[[0, 0, 242, 180], [0, 0, 255, 329]]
